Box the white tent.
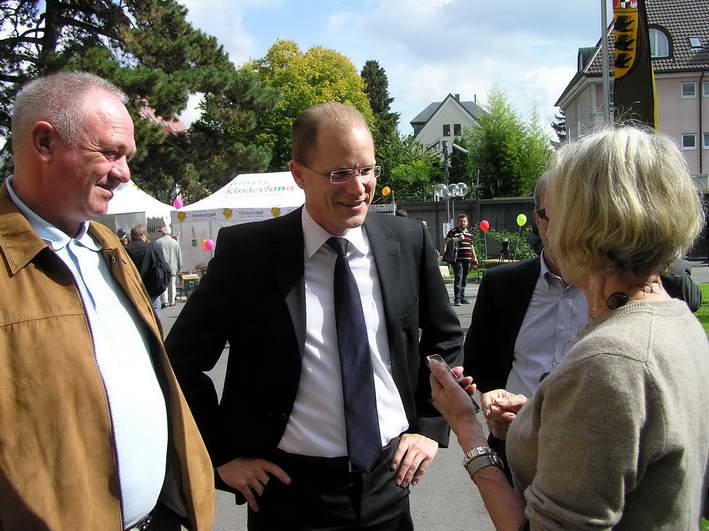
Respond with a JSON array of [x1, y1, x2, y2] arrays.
[[97, 181, 174, 241], [172, 171, 305, 271]]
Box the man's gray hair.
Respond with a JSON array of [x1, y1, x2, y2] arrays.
[[11, 71, 127, 152], [130, 224, 147, 241], [533, 171, 551, 210]]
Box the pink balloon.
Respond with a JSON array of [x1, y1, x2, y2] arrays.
[[173, 198, 183, 209], [479, 220, 490, 232], [204, 239, 215, 251]]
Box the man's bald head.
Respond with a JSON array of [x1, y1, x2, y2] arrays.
[[291, 102, 371, 165]]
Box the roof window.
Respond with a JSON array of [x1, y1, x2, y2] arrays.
[[649, 28, 669, 58]]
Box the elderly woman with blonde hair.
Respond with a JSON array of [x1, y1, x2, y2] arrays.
[[430, 126, 709, 529]]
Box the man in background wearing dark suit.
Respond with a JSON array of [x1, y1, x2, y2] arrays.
[[464, 173, 588, 469], [166, 102, 463, 530]]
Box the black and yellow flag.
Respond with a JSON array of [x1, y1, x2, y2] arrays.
[[613, 0, 658, 128]]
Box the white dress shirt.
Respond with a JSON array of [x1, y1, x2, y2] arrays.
[[7, 179, 168, 527], [506, 251, 588, 397], [277, 207, 409, 457]]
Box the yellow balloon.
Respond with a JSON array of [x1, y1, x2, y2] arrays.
[[382, 186, 391, 197]]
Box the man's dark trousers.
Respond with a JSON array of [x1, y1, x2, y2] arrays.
[[247, 441, 412, 531], [452, 261, 470, 302]]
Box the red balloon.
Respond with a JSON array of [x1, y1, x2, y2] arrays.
[[479, 220, 490, 232]]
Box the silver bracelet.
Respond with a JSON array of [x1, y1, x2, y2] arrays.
[[462, 447, 504, 480]]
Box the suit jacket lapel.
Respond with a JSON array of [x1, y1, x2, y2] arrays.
[[273, 208, 306, 359], [364, 215, 400, 353]]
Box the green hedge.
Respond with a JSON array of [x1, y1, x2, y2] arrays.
[[470, 227, 537, 262]]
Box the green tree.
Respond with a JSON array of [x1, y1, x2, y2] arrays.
[[448, 135, 476, 185], [249, 40, 374, 171], [551, 109, 567, 146], [519, 107, 553, 196], [360, 61, 397, 124], [360, 60, 401, 181], [384, 136, 443, 201], [463, 87, 550, 199], [0, 0, 278, 201]]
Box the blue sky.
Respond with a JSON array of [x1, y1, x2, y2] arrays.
[[179, 0, 614, 138]]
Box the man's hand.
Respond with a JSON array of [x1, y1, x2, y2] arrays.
[[481, 390, 527, 440], [216, 457, 291, 512], [390, 433, 439, 488]]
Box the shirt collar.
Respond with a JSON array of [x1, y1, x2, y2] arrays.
[[301, 205, 369, 259], [539, 250, 565, 291], [5, 177, 101, 253]]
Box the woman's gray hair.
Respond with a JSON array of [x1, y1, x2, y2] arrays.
[[546, 126, 704, 277], [11, 71, 127, 152]]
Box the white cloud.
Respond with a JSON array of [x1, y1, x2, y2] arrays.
[[328, 12, 350, 30], [520, 66, 576, 111], [180, 0, 257, 65], [397, 0, 455, 15], [178, 93, 204, 127]]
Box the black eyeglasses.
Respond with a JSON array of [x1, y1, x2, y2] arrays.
[[536, 208, 548, 221], [297, 161, 381, 184]]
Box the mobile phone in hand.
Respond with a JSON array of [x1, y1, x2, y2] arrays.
[[426, 354, 480, 413]]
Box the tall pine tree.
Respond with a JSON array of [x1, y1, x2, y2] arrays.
[[360, 60, 401, 184], [551, 110, 567, 146], [0, 0, 278, 201]]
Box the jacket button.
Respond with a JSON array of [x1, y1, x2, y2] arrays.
[[111, 255, 117, 264], [279, 412, 288, 420]]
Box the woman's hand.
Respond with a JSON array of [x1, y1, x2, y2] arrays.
[[481, 390, 527, 440], [430, 364, 486, 448]]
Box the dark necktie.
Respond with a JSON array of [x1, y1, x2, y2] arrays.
[[327, 237, 382, 472]]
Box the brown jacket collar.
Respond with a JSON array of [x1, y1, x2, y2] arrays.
[[0, 183, 124, 273]]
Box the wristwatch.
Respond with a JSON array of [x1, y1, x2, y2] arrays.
[[462, 446, 504, 480]]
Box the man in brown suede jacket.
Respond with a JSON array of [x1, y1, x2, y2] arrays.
[[0, 72, 213, 530]]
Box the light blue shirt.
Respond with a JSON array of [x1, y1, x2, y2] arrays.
[[506, 251, 588, 397], [6, 179, 168, 527]]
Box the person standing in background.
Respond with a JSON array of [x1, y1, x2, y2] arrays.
[[125, 224, 169, 315], [155, 225, 182, 308], [446, 214, 478, 305]]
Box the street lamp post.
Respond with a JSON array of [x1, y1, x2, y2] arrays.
[[434, 139, 471, 237], [449, 182, 469, 221]]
